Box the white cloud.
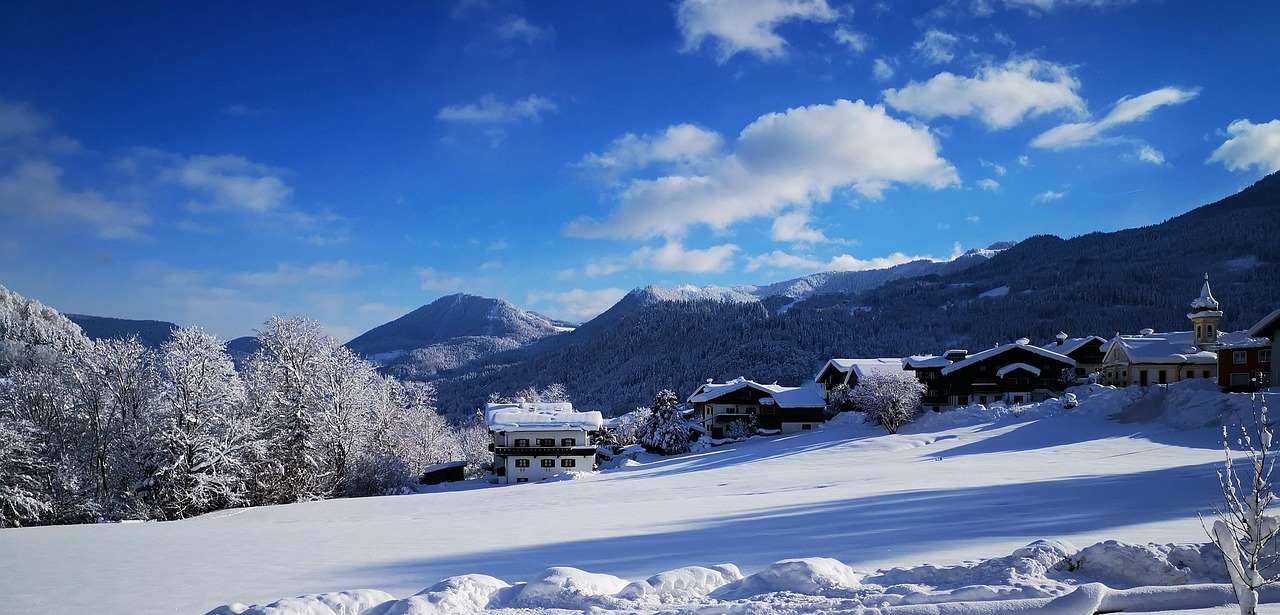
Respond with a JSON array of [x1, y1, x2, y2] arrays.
[[416, 267, 464, 291], [526, 287, 627, 322], [745, 249, 823, 272], [883, 59, 1085, 129], [566, 99, 958, 239], [167, 154, 293, 213], [979, 159, 1007, 175], [578, 123, 723, 177], [872, 57, 896, 81], [1035, 190, 1065, 202], [976, 178, 1000, 191], [826, 251, 932, 271], [1032, 86, 1199, 149], [1136, 145, 1165, 165], [675, 0, 838, 62], [1000, 0, 1138, 13], [912, 29, 960, 64], [833, 27, 869, 54], [967, 215, 981, 223], [229, 260, 363, 287], [488, 239, 510, 250], [1018, 155, 1030, 167], [0, 160, 150, 239], [494, 15, 553, 45], [770, 210, 829, 243], [1208, 119, 1280, 174], [632, 240, 739, 273], [437, 94, 557, 124]]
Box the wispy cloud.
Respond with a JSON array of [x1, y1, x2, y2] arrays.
[[1035, 190, 1066, 202], [526, 287, 627, 322], [833, 27, 870, 54], [416, 266, 465, 291], [586, 240, 741, 276], [166, 154, 293, 214], [0, 160, 149, 239], [1032, 86, 1199, 149], [437, 94, 557, 124], [675, 0, 838, 63], [912, 29, 960, 64], [976, 178, 1001, 191], [883, 58, 1085, 129], [1208, 119, 1280, 174]]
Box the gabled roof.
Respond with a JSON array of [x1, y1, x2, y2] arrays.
[[996, 362, 1041, 378], [688, 377, 825, 408], [816, 357, 903, 383], [1039, 335, 1107, 357], [485, 402, 603, 431], [940, 342, 1074, 376], [1248, 308, 1280, 339], [1101, 330, 1223, 365]]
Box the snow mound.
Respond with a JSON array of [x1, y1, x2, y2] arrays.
[[207, 590, 395, 615], [709, 557, 865, 600], [512, 566, 630, 608], [362, 575, 514, 615], [616, 564, 742, 601], [1065, 540, 1226, 588]]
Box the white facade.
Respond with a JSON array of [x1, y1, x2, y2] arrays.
[[485, 402, 602, 485]]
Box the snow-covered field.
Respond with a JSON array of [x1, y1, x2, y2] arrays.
[[3, 381, 1279, 614]]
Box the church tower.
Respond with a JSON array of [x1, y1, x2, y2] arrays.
[[1188, 273, 1223, 349]]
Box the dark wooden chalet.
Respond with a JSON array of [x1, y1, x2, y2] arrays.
[[904, 340, 1075, 411], [687, 378, 826, 438]]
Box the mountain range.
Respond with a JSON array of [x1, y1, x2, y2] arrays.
[[24, 172, 1280, 418]]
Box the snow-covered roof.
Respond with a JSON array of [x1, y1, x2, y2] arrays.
[[940, 342, 1073, 376], [485, 402, 604, 431], [1248, 307, 1280, 339], [1189, 275, 1220, 312], [688, 377, 825, 408], [903, 355, 951, 369], [817, 357, 903, 383], [1039, 335, 1107, 357], [996, 363, 1041, 378], [1100, 330, 1244, 365]]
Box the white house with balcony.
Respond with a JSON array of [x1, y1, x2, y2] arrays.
[[485, 402, 603, 484]]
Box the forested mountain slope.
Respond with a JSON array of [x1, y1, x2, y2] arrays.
[[425, 173, 1280, 416]]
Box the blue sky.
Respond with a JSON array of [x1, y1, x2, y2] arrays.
[[2, 0, 1278, 342]]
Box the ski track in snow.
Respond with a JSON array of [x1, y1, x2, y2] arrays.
[[2, 381, 1279, 614]]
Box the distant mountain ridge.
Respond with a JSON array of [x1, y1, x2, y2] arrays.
[[65, 314, 178, 349]]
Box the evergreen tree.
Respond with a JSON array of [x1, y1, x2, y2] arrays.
[[639, 389, 689, 455]]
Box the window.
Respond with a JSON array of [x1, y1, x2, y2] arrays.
[[1234, 351, 1248, 364], [560, 438, 575, 446], [1231, 373, 1251, 387], [515, 459, 530, 468], [561, 458, 576, 467], [540, 459, 555, 468], [1158, 370, 1168, 384], [1262, 349, 1272, 363], [514, 438, 529, 447], [536, 438, 555, 447], [516, 478, 528, 483], [1203, 370, 1211, 379], [761, 405, 775, 414], [801, 424, 812, 430]]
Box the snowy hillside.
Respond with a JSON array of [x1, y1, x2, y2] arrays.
[[2, 380, 1277, 614]]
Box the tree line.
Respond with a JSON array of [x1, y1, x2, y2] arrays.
[[1, 285, 485, 527]]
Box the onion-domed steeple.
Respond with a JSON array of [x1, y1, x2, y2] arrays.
[[1188, 273, 1223, 349]]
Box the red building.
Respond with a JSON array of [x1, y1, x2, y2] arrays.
[[1217, 338, 1272, 392]]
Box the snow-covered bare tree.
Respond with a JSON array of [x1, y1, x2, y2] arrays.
[[638, 389, 689, 455], [0, 409, 51, 527], [723, 415, 757, 441], [243, 316, 335, 504], [1206, 394, 1280, 615], [825, 383, 858, 417], [143, 327, 258, 520], [849, 371, 926, 434], [455, 410, 493, 479]]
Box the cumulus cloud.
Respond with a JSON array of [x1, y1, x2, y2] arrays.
[[1208, 119, 1280, 174], [676, 0, 838, 62], [166, 154, 293, 213], [976, 178, 1000, 191], [577, 123, 723, 177], [0, 160, 149, 239], [527, 287, 628, 322], [1136, 145, 1165, 165], [437, 94, 557, 124], [827, 251, 933, 271], [566, 99, 958, 240], [584, 240, 740, 276], [1032, 86, 1199, 149], [747, 248, 942, 273], [912, 29, 960, 64], [883, 59, 1085, 129], [770, 210, 829, 243], [745, 250, 822, 272]]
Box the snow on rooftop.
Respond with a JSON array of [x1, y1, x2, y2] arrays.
[[819, 357, 904, 381], [940, 342, 1073, 376], [484, 402, 603, 431], [1102, 330, 1238, 365], [689, 379, 825, 408]]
